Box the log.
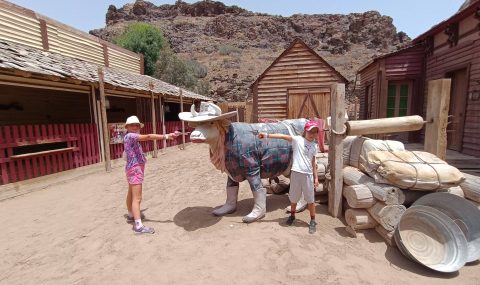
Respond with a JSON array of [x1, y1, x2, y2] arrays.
[[346, 115, 424, 136], [437, 186, 464, 198], [460, 173, 480, 203], [343, 184, 376, 208], [375, 225, 396, 247], [343, 166, 405, 205], [367, 202, 406, 231], [345, 209, 378, 230]]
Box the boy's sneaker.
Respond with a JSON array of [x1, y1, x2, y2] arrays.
[[134, 226, 155, 234], [286, 215, 295, 226], [308, 220, 317, 234]]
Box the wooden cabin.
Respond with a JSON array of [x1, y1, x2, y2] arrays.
[[250, 38, 348, 122], [0, 2, 210, 187], [356, 44, 426, 142], [414, 1, 480, 157], [357, 0, 480, 156]]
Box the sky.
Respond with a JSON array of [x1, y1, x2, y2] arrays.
[[9, 0, 466, 39]]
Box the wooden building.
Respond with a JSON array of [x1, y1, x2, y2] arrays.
[[357, 0, 480, 156], [356, 44, 426, 142], [250, 38, 348, 122], [0, 2, 210, 187]]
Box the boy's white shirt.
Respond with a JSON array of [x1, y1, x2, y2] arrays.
[[291, 135, 318, 174]]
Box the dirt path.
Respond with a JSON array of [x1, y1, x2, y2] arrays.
[[0, 144, 478, 285]]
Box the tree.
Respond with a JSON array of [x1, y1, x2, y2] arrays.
[[115, 23, 166, 76]]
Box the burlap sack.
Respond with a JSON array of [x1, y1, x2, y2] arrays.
[[346, 137, 405, 172], [367, 151, 465, 190]]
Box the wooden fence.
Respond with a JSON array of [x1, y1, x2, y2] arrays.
[[0, 123, 100, 185]]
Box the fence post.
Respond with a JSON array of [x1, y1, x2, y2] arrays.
[[179, 89, 186, 150], [328, 83, 345, 218], [150, 82, 158, 158], [424, 79, 451, 160]]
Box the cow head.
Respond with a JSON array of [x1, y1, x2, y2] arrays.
[[188, 119, 230, 145], [188, 119, 231, 173]]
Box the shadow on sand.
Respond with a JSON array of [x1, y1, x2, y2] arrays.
[[173, 193, 293, 231]]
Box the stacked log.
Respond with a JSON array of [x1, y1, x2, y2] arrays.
[[367, 202, 406, 232], [343, 166, 405, 205], [343, 185, 375, 208], [345, 209, 377, 230], [460, 173, 480, 203]]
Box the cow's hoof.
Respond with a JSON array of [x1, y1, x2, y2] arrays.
[[212, 205, 236, 216], [242, 212, 266, 223]]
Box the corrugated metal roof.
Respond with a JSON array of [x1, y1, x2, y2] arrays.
[[0, 40, 211, 100]]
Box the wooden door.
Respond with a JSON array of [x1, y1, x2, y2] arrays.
[[447, 68, 468, 151], [288, 89, 330, 120]]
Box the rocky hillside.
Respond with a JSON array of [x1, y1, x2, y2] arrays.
[[91, 0, 410, 102]]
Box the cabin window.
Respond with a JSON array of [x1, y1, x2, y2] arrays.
[[386, 81, 412, 118]]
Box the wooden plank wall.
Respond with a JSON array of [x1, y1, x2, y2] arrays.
[[425, 39, 480, 156], [0, 123, 100, 185], [47, 24, 105, 66], [0, 1, 142, 74], [358, 63, 378, 120], [385, 46, 425, 78], [0, 6, 43, 50], [255, 42, 344, 120]]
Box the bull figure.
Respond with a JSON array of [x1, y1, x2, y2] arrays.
[[179, 102, 307, 223]]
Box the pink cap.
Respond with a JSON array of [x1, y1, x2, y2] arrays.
[[304, 120, 319, 132]]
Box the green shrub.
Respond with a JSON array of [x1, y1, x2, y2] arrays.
[[115, 23, 166, 76]]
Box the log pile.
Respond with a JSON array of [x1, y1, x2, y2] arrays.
[[339, 136, 474, 247]]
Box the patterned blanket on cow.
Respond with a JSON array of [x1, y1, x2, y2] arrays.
[[224, 119, 307, 187]]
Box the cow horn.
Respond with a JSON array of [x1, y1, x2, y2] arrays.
[[191, 104, 198, 117]]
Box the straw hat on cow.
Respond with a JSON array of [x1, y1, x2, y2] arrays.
[[179, 102, 237, 122]]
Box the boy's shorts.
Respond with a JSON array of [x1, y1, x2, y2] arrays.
[[126, 164, 145, 185], [289, 171, 315, 203]]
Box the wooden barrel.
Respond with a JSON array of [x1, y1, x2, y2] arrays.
[[395, 205, 468, 273], [413, 192, 480, 263]]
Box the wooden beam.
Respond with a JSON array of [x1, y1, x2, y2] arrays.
[[90, 84, 103, 163], [150, 82, 158, 158], [328, 83, 345, 217], [97, 67, 111, 172], [179, 89, 186, 150], [424, 79, 451, 160]]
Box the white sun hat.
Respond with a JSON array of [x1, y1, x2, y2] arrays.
[[124, 115, 144, 128], [178, 102, 237, 122]]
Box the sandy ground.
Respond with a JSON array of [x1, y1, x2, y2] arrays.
[[0, 144, 479, 285]]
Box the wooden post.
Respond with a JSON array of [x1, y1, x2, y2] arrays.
[[97, 67, 111, 172], [328, 83, 345, 217], [96, 100, 105, 163], [179, 89, 186, 150], [149, 82, 158, 158], [159, 95, 167, 152], [90, 84, 103, 163], [236, 107, 240, 122], [424, 79, 451, 160]]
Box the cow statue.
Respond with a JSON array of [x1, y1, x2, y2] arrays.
[[179, 102, 309, 223]]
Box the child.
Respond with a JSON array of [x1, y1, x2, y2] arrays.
[[124, 115, 179, 234], [258, 120, 319, 234]]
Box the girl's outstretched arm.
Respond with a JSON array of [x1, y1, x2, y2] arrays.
[[258, 132, 292, 142], [137, 132, 179, 142]]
